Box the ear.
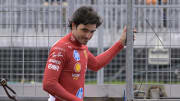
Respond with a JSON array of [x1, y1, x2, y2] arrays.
[[72, 22, 76, 30]]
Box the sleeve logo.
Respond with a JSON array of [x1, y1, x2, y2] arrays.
[[52, 52, 63, 58], [48, 64, 59, 71], [73, 50, 80, 61], [48, 59, 61, 65]]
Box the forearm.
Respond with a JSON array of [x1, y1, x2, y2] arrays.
[[88, 41, 124, 71], [43, 76, 81, 101], [96, 41, 124, 67]]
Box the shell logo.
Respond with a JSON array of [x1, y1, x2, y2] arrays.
[[74, 63, 81, 73]]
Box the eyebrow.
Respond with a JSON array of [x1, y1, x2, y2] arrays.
[[81, 28, 96, 33]]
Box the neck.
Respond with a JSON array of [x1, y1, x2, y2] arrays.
[[70, 32, 82, 46]]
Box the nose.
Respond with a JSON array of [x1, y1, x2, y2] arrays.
[[85, 33, 93, 39]]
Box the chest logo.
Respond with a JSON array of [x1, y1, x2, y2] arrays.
[[73, 50, 80, 61], [74, 63, 81, 73]]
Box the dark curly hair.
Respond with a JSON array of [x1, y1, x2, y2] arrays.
[[68, 6, 102, 29]]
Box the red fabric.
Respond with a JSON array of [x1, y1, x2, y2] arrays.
[[43, 32, 124, 101]]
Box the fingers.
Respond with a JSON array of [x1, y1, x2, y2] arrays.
[[133, 28, 137, 33], [133, 33, 136, 41], [119, 26, 127, 46], [123, 26, 127, 33], [120, 26, 137, 45], [133, 28, 137, 41], [123, 26, 136, 34]]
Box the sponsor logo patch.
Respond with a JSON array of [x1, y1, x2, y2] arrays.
[[76, 88, 83, 99], [52, 52, 63, 58], [72, 73, 80, 80], [73, 50, 80, 61], [48, 64, 59, 71], [48, 59, 61, 65], [83, 50, 87, 59], [54, 47, 65, 52], [74, 63, 81, 73], [68, 46, 72, 49]]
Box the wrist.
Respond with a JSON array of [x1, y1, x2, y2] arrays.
[[119, 39, 125, 46]]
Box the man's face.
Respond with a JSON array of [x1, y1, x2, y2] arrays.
[[72, 24, 96, 45]]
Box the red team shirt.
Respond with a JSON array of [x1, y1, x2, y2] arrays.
[[43, 32, 124, 101]]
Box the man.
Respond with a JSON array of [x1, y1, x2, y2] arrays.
[[43, 6, 127, 101]]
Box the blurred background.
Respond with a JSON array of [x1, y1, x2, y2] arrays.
[[0, 0, 180, 101]]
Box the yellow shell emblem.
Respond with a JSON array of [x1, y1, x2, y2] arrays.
[[74, 63, 81, 73]]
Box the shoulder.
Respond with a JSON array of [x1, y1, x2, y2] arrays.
[[51, 35, 72, 51], [51, 41, 71, 54], [48, 38, 69, 57], [48, 41, 69, 62]]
